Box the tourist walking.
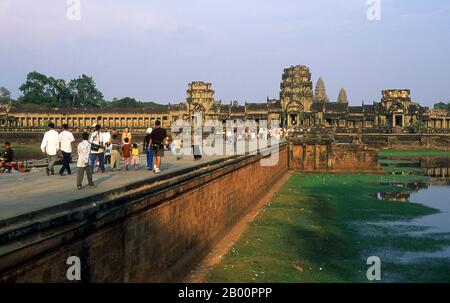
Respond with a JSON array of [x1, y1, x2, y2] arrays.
[[104, 143, 112, 165], [122, 137, 132, 171], [58, 124, 75, 176], [110, 134, 122, 171], [76, 132, 95, 190], [149, 120, 168, 174], [89, 124, 106, 173], [102, 127, 111, 145], [40, 122, 59, 176], [172, 135, 183, 160], [143, 127, 153, 170], [102, 127, 112, 164]]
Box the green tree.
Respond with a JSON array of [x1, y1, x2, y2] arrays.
[[0, 86, 11, 103], [412, 120, 426, 134], [434, 102, 450, 110], [19, 71, 59, 106], [67, 74, 104, 108], [109, 97, 140, 108], [54, 79, 70, 106], [104, 97, 167, 110]]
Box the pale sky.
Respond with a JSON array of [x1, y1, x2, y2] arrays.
[[1, 0, 449, 106]]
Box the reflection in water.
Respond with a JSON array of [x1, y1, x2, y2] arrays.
[[379, 155, 450, 177], [420, 154, 450, 177], [375, 182, 450, 261], [376, 180, 444, 203], [377, 179, 450, 203], [377, 191, 410, 202], [372, 153, 450, 266]]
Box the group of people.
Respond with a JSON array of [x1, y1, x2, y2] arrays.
[[224, 126, 283, 143], [40, 120, 168, 190]]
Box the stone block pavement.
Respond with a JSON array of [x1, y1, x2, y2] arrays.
[[0, 152, 228, 223]]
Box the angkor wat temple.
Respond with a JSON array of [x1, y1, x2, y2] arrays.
[[1, 65, 449, 132]]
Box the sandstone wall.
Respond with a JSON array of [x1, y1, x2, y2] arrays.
[[0, 144, 288, 282], [290, 143, 381, 173]]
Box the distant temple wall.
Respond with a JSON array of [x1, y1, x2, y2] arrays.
[[2, 69, 450, 133]]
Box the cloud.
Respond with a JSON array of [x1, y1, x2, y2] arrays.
[[0, 0, 201, 46]]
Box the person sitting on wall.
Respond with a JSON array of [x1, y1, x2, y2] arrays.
[[0, 142, 15, 172]]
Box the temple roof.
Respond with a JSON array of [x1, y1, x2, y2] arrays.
[[325, 102, 348, 113], [230, 105, 245, 113], [8, 104, 169, 115], [324, 113, 345, 120], [348, 106, 363, 114], [219, 105, 230, 114], [246, 102, 267, 111], [169, 103, 187, 111], [267, 100, 282, 110], [363, 105, 375, 113], [209, 102, 221, 112], [311, 102, 325, 112]]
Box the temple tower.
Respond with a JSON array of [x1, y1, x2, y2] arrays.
[[337, 88, 348, 103], [381, 89, 412, 128], [280, 65, 313, 127], [314, 77, 329, 102], [186, 81, 215, 112]]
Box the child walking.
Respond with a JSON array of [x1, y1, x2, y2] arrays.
[[132, 143, 140, 170], [122, 137, 132, 171]]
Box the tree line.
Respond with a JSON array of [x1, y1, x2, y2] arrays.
[[434, 101, 450, 111], [0, 71, 166, 109]]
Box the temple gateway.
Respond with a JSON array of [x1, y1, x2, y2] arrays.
[[1, 65, 449, 132]]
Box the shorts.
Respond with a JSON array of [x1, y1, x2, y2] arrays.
[[132, 155, 140, 165], [124, 157, 132, 166], [152, 147, 165, 157]]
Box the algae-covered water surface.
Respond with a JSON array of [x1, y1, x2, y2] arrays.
[[207, 172, 450, 283]]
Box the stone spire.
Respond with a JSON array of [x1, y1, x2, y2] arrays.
[[337, 88, 348, 103], [314, 77, 329, 102], [280, 65, 313, 109]]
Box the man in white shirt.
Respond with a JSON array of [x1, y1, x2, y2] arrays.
[[89, 124, 106, 173], [40, 122, 59, 176], [102, 127, 111, 145], [58, 124, 75, 176], [77, 132, 95, 190], [102, 127, 112, 165]]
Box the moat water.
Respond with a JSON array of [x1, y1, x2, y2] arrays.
[[372, 153, 450, 269], [376, 182, 450, 260]]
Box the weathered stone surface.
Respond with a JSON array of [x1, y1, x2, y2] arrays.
[[314, 77, 329, 103], [290, 141, 382, 173], [0, 144, 289, 283], [337, 88, 348, 104]]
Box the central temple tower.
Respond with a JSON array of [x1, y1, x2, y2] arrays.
[[280, 65, 314, 127], [186, 81, 215, 112]]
